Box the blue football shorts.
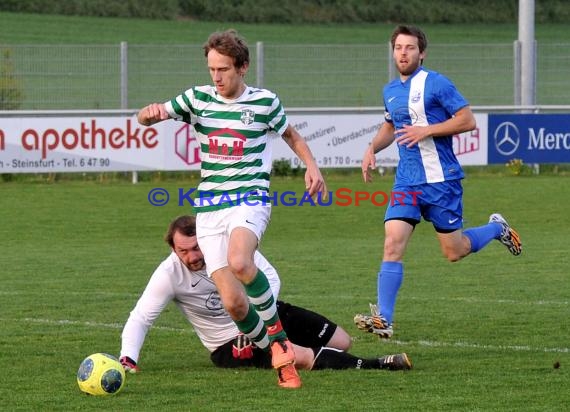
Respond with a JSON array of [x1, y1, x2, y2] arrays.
[[384, 179, 464, 231]]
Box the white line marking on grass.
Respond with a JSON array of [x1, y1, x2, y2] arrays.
[[15, 318, 568, 354], [5, 317, 191, 333], [6, 290, 569, 307], [290, 294, 569, 306], [407, 296, 569, 306], [388, 338, 569, 354]]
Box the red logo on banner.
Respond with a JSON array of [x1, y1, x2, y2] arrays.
[[175, 124, 201, 165], [453, 128, 480, 156]]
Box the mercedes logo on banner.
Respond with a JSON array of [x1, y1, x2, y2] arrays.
[[494, 121, 520, 156]]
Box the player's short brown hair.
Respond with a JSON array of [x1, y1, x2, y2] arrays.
[[164, 215, 197, 248], [203, 29, 250, 69], [390, 25, 428, 53]]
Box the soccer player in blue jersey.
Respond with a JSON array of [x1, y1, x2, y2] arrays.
[[354, 25, 522, 339]]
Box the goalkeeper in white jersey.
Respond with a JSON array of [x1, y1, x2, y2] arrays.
[[137, 29, 327, 388], [120, 215, 412, 374]]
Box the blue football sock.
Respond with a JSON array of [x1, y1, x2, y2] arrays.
[[464, 222, 502, 253], [377, 261, 403, 324]]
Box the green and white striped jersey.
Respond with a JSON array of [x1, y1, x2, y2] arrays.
[[164, 85, 288, 213]]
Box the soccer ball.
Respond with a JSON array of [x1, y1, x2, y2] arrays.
[[77, 353, 126, 396]]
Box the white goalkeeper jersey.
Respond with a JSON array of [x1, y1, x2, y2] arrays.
[[120, 251, 281, 361], [164, 85, 288, 212]]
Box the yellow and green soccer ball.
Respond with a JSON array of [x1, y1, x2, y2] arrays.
[[77, 353, 125, 396]]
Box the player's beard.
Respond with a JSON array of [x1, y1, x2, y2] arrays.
[[186, 259, 206, 271], [396, 56, 421, 77]]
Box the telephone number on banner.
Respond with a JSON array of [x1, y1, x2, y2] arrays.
[[290, 156, 358, 167], [0, 157, 111, 170]]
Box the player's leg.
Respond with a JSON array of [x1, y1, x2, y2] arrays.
[[427, 181, 521, 259], [376, 186, 419, 337], [379, 218, 415, 325], [354, 191, 417, 339], [228, 206, 301, 388], [276, 300, 350, 351], [355, 218, 414, 339], [276, 302, 412, 371], [197, 210, 270, 352], [439, 217, 521, 259], [229, 227, 289, 344], [210, 339, 272, 369], [309, 346, 412, 371], [436, 229, 472, 262], [210, 267, 270, 351], [324, 326, 352, 351]]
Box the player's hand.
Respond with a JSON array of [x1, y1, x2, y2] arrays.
[[120, 356, 140, 374], [304, 166, 328, 201], [394, 124, 429, 148], [362, 147, 376, 183], [232, 334, 254, 360], [138, 103, 170, 126]]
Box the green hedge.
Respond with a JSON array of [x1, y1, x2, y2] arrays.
[[0, 0, 179, 19], [0, 0, 569, 23]]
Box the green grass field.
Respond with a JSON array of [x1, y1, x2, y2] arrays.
[[1, 173, 568, 411]]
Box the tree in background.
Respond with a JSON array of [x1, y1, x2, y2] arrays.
[[0, 48, 23, 110]]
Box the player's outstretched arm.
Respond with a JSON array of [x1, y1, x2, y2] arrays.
[[137, 103, 171, 126], [281, 125, 327, 199]]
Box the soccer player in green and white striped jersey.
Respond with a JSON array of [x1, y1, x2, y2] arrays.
[[137, 29, 327, 389]]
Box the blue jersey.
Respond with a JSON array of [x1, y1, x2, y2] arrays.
[[383, 66, 468, 185]]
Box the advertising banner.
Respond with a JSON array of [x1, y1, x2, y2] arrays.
[[271, 112, 488, 168], [488, 114, 570, 164], [0, 112, 488, 173]]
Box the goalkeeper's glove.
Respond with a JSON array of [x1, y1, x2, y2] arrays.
[[232, 334, 254, 360], [120, 356, 140, 373]]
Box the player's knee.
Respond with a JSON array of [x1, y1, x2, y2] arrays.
[[328, 327, 352, 351], [442, 249, 465, 262], [227, 255, 255, 279], [222, 299, 249, 320], [383, 238, 405, 261], [445, 253, 461, 262], [292, 346, 313, 370]]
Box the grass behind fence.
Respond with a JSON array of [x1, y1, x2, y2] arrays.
[[1, 174, 568, 411], [1, 12, 570, 108]]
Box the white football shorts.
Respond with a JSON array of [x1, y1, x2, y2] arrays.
[[196, 204, 271, 276]]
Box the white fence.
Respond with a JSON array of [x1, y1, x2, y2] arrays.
[[1, 42, 570, 110]]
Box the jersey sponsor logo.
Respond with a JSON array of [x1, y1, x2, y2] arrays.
[[206, 128, 246, 160], [240, 109, 255, 125], [392, 107, 418, 126], [202, 110, 216, 117], [494, 121, 520, 156], [205, 291, 224, 312]]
